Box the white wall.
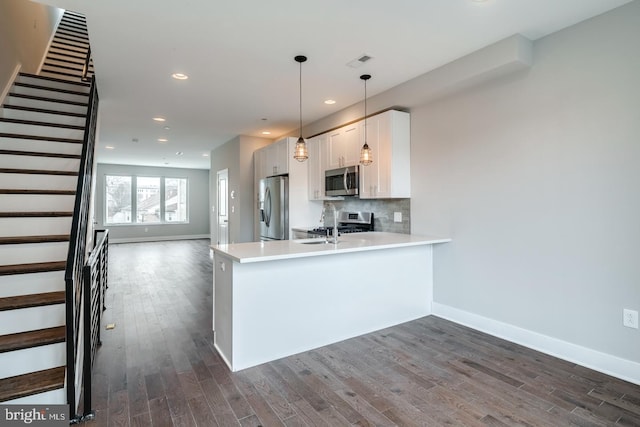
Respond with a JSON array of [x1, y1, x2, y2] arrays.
[[412, 2, 640, 369]]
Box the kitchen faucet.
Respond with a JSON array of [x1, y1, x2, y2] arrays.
[[322, 203, 339, 244]]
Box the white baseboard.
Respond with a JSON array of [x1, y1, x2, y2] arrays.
[[1, 62, 21, 107], [109, 234, 210, 244], [431, 302, 640, 386]]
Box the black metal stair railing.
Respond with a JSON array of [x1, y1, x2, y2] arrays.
[[64, 75, 104, 423]]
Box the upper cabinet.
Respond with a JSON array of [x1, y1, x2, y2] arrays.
[[327, 123, 361, 169], [359, 110, 411, 199], [254, 137, 290, 179]]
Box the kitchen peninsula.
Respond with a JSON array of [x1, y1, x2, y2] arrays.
[[211, 232, 450, 371]]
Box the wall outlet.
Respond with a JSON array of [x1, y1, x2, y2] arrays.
[[623, 309, 639, 329], [394, 212, 402, 223]]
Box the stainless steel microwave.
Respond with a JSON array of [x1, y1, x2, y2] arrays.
[[325, 166, 359, 196]]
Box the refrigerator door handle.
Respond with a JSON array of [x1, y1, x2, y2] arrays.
[[264, 186, 272, 227]]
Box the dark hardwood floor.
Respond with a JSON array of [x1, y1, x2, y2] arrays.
[[86, 239, 640, 426]]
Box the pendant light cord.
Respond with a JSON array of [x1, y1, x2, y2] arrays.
[[299, 60, 303, 138], [364, 76, 367, 143]]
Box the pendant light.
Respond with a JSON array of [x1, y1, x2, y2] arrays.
[[293, 55, 308, 162], [359, 74, 373, 166]]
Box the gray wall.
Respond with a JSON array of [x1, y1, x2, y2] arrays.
[[95, 163, 210, 242], [414, 3, 640, 363], [0, 0, 62, 101], [301, 3, 640, 368], [210, 135, 271, 244]]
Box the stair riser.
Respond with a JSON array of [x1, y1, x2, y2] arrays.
[[11, 85, 89, 104], [39, 66, 89, 79], [50, 40, 88, 53], [44, 53, 85, 66], [16, 75, 89, 93], [51, 36, 89, 49], [3, 95, 88, 115], [0, 217, 73, 237], [0, 271, 65, 298], [0, 154, 80, 172], [3, 387, 65, 405], [38, 72, 92, 84], [0, 122, 84, 140], [0, 108, 87, 127], [0, 138, 82, 156], [0, 304, 65, 335], [0, 241, 68, 266], [0, 195, 75, 214], [46, 48, 85, 61], [44, 58, 93, 73], [0, 343, 65, 380]]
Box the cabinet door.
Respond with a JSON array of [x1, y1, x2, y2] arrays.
[[359, 115, 381, 198], [341, 123, 361, 167], [327, 130, 344, 169], [307, 136, 322, 200], [274, 138, 290, 175], [254, 146, 267, 181]]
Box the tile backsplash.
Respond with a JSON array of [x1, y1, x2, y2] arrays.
[[324, 198, 410, 234]]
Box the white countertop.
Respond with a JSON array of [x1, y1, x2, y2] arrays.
[[211, 232, 451, 264]]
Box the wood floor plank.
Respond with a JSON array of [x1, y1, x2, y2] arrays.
[[86, 239, 639, 426]]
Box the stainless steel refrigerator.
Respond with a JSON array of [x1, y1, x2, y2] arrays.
[[259, 175, 289, 241]]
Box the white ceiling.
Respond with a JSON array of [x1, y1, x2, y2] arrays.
[[38, 0, 631, 169]]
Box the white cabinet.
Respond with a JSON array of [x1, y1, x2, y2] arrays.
[[307, 134, 326, 200], [254, 137, 291, 180], [328, 123, 361, 169], [359, 110, 411, 199]]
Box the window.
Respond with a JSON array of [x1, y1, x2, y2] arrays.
[[136, 177, 161, 223], [165, 178, 188, 222], [104, 175, 189, 225], [105, 175, 132, 224]]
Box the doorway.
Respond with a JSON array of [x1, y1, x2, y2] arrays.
[[216, 169, 229, 245]]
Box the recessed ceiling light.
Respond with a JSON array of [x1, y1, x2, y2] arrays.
[[324, 99, 336, 105], [202, 153, 209, 157], [175, 151, 184, 156], [163, 126, 170, 130], [262, 131, 271, 135], [172, 73, 189, 80], [105, 145, 115, 150], [157, 138, 168, 143], [153, 117, 166, 122]]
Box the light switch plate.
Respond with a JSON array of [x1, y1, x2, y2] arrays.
[[394, 212, 402, 223]]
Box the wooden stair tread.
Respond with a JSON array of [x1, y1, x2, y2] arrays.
[[0, 104, 86, 118], [0, 189, 76, 195], [0, 168, 79, 175], [18, 72, 90, 88], [0, 117, 85, 130], [0, 212, 73, 218], [0, 326, 65, 353], [0, 261, 66, 276], [0, 149, 81, 159], [0, 235, 70, 245], [0, 291, 65, 311], [0, 366, 65, 402]]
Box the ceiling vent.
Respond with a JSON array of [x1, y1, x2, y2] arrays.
[[347, 54, 373, 68]]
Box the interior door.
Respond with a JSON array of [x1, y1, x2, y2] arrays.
[[217, 169, 229, 245]]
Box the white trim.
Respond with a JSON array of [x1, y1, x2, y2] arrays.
[[0, 62, 21, 107], [109, 234, 210, 244], [431, 302, 640, 386]]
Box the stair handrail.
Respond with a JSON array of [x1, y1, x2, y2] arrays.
[[81, 47, 92, 82], [64, 74, 99, 423]]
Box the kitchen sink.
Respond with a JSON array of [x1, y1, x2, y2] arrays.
[[293, 238, 330, 245]]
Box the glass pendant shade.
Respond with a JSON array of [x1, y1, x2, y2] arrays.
[[359, 74, 372, 166], [293, 55, 308, 162], [294, 136, 308, 161], [360, 142, 372, 165]]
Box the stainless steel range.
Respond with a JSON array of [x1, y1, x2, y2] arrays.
[[310, 211, 374, 237]]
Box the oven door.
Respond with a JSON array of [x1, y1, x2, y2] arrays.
[[325, 166, 358, 196]]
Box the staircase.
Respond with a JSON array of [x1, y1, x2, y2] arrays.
[[0, 9, 92, 405]]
